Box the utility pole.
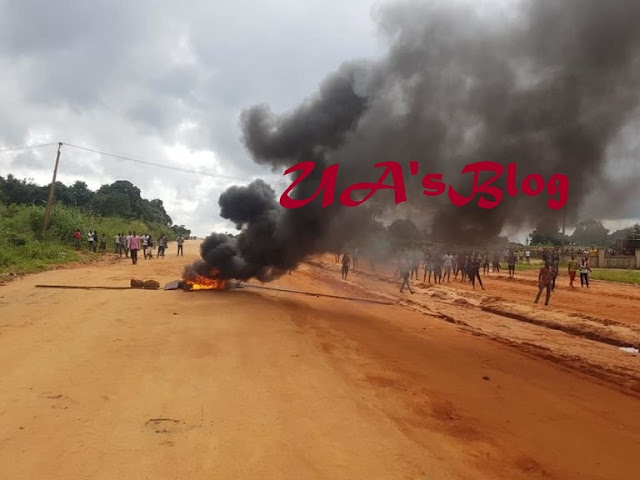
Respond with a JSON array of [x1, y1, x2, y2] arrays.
[[42, 142, 63, 238]]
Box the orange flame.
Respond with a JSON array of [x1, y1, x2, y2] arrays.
[[183, 268, 229, 291]]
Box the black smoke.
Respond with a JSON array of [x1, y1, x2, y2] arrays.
[[188, 0, 640, 281]]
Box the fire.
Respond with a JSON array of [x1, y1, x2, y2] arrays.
[[183, 268, 229, 291]]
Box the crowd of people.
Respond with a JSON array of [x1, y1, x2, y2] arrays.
[[335, 246, 594, 307], [72, 229, 186, 265], [73, 230, 109, 253]]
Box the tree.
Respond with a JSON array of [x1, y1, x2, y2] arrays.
[[171, 224, 191, 237], [388, 219, 421, 249], [0, 175, 187, 232], [0, 175, 47, 205], [97, 181, 143, 217], [529, 217, 562, 246], [147, 199, 172, 225], [90, 193, 132, 217], [609, 223, 640, 244], [66, 181, 94, 207], [570, 219, 609, 246], [96, 181, 172, 225]]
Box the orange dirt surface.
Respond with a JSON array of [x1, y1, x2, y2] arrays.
[[1, 241, 639, 480]]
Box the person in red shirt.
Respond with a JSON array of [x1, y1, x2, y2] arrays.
[[73, 229, 82, 250], [535, 262, 553, 306]]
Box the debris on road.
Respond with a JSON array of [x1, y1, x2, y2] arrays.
[[619, 347, 639, 355], [143, 280, 160, 290]]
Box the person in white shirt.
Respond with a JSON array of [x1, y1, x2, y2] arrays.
[[125, 232, 132, 258], [141, 234, 148, 258], [177, 235, 185, 256], [579, 257, 591, 288]]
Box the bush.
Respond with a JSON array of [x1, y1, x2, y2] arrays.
[[0, 203, 180, 275], [7, 233, 28, 246]]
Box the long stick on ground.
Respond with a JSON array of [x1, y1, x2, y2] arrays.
[[35, 284, 136, 290], [239, 282, 394, 305]]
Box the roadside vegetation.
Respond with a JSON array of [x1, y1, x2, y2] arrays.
[[0, 202, 183, 277], [513, 262, 640, 284], [589, 269, 640, 285], [1, 176, 192, 278]]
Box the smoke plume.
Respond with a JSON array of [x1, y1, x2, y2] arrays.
[[187, 0, 640, 282]]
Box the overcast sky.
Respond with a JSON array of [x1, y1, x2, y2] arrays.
[[1, 0, 638, 241], [0, 0, 384, 236]]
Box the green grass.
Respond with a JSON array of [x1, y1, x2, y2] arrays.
[[502, 261, 639, 284], [0, 203, 177, 278], [589, 269, 640, 285], [511, 262, 543, 271]]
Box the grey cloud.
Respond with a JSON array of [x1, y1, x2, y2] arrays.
[[10, 149, 50, 169]]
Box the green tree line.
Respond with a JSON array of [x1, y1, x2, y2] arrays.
[[0, 175, 190, 236], [529, 217, 640, 247]]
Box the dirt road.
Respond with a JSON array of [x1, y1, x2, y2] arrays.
[[1, 241, 639, 479]]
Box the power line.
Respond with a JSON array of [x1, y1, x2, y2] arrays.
[[62, 142, 288, 187], [0, 142, 58, 153]]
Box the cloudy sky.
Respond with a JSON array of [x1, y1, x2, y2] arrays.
[[0, 0, 385, 235], [1, 0, 638, 241]]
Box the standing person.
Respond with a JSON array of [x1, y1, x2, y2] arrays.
[[141, 234, 148, 258], [550, 259, 559, 291], [410, 250, 420, 280], [146, 235, 154, 259], [452, 254, 459, 279], [580, 256, 591, 288], [128, 232, 140, 265], [73, 229, 82, 250], [469, 255, 485, 290], [124, 231, 131, 258], [423, 253, 433, 283], [507, 251, 517, 279], [460, 254, 470, 282], [483, 254, 490, 275], [454, 253, 464, 279], [535, 262, 553, 306], [525, 249, 531, 264], [119, 233, 126, 257], [567, 255, 579, 287], [341, 253, 351, 280], [492, 254, 501, 273], [432, 253, 442, 285], [177, 235, 185, 256], [157, 235, 166, 258], [114, 233, 120, 254], [443, 253, 453, 283], [87, 230, 95, 252], [399, 257, 414, 294], [99, 233, 107, 253]]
